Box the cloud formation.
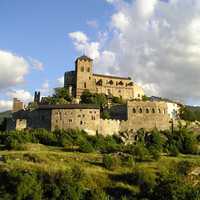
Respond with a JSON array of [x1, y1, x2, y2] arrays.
[[6, 89, 33, 103], [0, 100, 12, 112], [70, 0, 200, 104], [0, 50, 29, 91], [28, 57, 44, 71]]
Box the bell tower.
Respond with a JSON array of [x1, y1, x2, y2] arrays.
[[75, 55, 94, 98]]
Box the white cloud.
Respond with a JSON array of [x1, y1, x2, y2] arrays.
[[0, 100, 12, 112], [69, 31, 88, 44], [105, 0, 115, 3], [0, 50, 29, 90], [57, 76, 64, 86], [86, 20, 98, 28], [69, 0, 200, 104], [111, 12, 129, 31], [28, 57, 44, 71], [6, 89, 33, 103], [69, 31, 100, 59], [135, 0, 158, 19], [38, 80, 53, 96]]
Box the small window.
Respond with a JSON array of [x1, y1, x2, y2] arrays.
[[69, 119, 72, 122], [87, 68, 90, 72], [152, 108, 155, 113], [158, 109, 161, 113], [133, 108, 136, 113], [89, 76, 91, 80], [84, 82, 86, 88], [78, 115, 81, 118], [82, 114, 85, 118], [80, 121, 83, 125], [138, 94, 140, 97], [81, 66, 84, 72], [146, 108, 149, 113], [118, 90, 121, 93], [139, 108, 143, 113]]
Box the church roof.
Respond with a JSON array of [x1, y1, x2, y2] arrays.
[[93, 73, 132, 80], [75, 55, 93, 62]]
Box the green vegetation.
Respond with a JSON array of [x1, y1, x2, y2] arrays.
[[0, 127, 199, 199], [40, 87, 72, 105], [180, 105, 200, 122]]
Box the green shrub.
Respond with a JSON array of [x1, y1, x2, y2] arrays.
[[130, 167, 157, 197], [132, 144, 150, 162], [149, 147, 161, 161], [103, 154, 121, 170], [168, 144, 179, 157], [88, 188, 110, 200], [79, 140, 94, 153], [0, 170, 42, 200], [176, 160, 194, 176]]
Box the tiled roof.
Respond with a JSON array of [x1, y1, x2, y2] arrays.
[[76, 55, 93, 62], [93, 73, 131, 80]]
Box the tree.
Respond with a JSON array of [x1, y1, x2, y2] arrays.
[[53, 87, 72, 102], [80, 90, 93, 104]]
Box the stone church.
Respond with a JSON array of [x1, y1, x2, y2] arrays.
[[64, 55, 144, 100]]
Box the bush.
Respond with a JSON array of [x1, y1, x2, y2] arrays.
[[149, 147, 161, 161], [132, 144, 150, 162], [176, 160, 194, 176], [168, 144, 179, 157], [88, 188, 110, 200], [103, 154, 120, 170], [79, 140, 94, 153], [130, 167, 157, 197], [0, 170, 42, 200]]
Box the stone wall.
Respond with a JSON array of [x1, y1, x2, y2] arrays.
[[98, 119, 121, 136], [51, 108, 100, 134], [126, 101, 171, 131]]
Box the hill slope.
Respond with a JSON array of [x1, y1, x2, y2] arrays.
[[0, 110, 11, 124]]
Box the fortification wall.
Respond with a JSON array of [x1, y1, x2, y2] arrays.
[[98, 119, 121, 136], [51, 108, 100, 134], [126, 101, 171, 131]]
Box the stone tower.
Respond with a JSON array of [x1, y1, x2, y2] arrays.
[[75, 55, 95, 97], [12, 98, 23, 113], [34, 91, 40, 104]]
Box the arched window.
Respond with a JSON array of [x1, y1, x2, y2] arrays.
[[146, 108, 149, 113], [84, 82, 86, 88], [81, 66, 84, 72], [87, 67, 90, 72], [158, 108, 161, 113], [133, 108, 136, 113], [139, 108, 143, 113], [152, 108, 155, 113]]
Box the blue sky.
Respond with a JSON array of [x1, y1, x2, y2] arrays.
[[0, 0, 112, 91], [0, 0, 200, 111]]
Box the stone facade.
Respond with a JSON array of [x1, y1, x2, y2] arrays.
[[7, 101, 172, 135], [64, 55, 144, 100], [125, 101, 171, 131], [13, 98, 23, 113]]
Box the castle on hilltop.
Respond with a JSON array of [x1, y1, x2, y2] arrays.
[[64, 55, 144, 100], [6, 55, 182, 138]]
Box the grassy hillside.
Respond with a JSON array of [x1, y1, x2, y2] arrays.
[[0, 128, 199, 199]]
